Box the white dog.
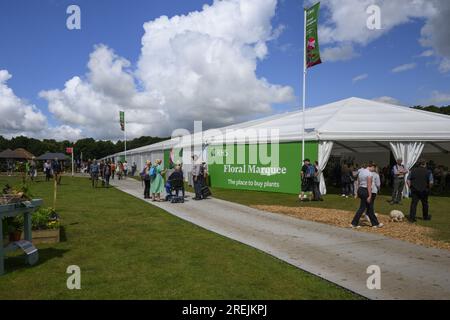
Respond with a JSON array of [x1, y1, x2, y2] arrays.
[[390, 210, 405, 222]]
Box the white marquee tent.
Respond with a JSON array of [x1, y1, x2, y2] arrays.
[[105, 97, 450, 194]]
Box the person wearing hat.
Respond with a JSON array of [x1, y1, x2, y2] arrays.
[[390, 158, 408, 205], [407, 159, 434, 222]]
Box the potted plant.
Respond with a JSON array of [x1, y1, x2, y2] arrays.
[[7, 216, 24, 242]]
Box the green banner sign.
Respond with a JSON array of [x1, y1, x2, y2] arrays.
[[305, 2, 322, 69], [208, 142, 318, 194], [119, 111, 125, 131]]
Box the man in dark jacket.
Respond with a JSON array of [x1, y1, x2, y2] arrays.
[[407, 159, 434, 222]]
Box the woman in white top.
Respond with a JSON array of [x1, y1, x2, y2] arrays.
[[350, 163, 383, 228], [367, 164, 382, 226]]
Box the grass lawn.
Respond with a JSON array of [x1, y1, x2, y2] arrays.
[[206, 186, 450, 244], [0, 176, 359, 300]]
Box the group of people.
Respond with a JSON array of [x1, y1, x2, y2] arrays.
[[349, 158, 434, 229], [299, 157, 435, 228], [140, 155, 208, 202], [140, 159, 166, 201], [43, 159, 64, 184], [299, 158, 323, 202]]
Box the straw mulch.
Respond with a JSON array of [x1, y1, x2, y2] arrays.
[[252, 205, 450, 251]]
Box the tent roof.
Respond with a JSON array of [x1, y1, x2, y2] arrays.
[[0, 149, 16, 159], [13, 148, 35, 160], [107, 97, 450, 158], [36, 152, 69, 161], [0, 148, 35, 159], [222, 97, 450, 143]]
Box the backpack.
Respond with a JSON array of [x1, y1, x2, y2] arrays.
[[306, 164, 315, 178], [149, 166, 157, 178]]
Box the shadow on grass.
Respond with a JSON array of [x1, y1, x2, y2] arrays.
[[4, 248, 69, 274]]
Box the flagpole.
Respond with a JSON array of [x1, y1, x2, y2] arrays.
[[71, 148, 74, 177], [124, 123, 127, 163], [302, 7, 307, 162]]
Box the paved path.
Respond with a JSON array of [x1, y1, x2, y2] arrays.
[[111, 178, 450, 300]]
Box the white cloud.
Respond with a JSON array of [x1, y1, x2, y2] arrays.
[[315, 0, 450, 72], [0, 69, 47, 136], [352, 73, 368, 83], [373, 96, 402, 105], [391, 63, 416, 73], [418, 50, 434, 58], [321, 44, 359, 62], [39, 0, 294, 140], [427, 91, 450, 106], [0, 69, 82, 141]]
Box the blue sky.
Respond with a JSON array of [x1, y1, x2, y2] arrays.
[[1, 0, 449, 140]]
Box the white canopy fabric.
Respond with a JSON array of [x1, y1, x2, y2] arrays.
[[106, 97, 450, 159]]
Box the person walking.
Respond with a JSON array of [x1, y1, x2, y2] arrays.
[[192, 155, 204, 200], [90, 159, 100, 188], [299, 159, 314, 201], [312, 161, 323, 201], [390, 158, 408, 205], [141, 160, 152, 199], [350, 163, 383, 229], [131, 162, 137, 177], [52, 158, 62, 185], [407, 160, 434, 222], [44, 160, 52, 181], [365, 164, 383, 227], [111, 162, 116, 180], [29, 157, 37, 181], [103, 161, 112, 188], [117, 161, 124, 180], [341, 163, 353, 198], [150, 159, 165, 201], [123, 161, 128, 178]]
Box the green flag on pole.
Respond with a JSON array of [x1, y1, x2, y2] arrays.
[[119, 111, 125, 131], [305, 2, 322, 69]]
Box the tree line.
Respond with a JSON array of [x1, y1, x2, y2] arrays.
[[0, 135, 168, 161], [412, 105, 450, 115]]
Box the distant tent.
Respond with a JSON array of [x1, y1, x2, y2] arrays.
[[36, 152, 69, 161], [13, 148, 34, 160], [0, 149, 16, 159], [0, 148, 34, 160]]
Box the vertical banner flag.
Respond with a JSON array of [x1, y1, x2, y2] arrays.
[[66, 147, 73, 154], [119, 111, 125, 131], [306, 2, 322, 68]]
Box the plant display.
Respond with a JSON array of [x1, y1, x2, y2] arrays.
[[0, 183, 33, 205], [31, 207, 60, 230]]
